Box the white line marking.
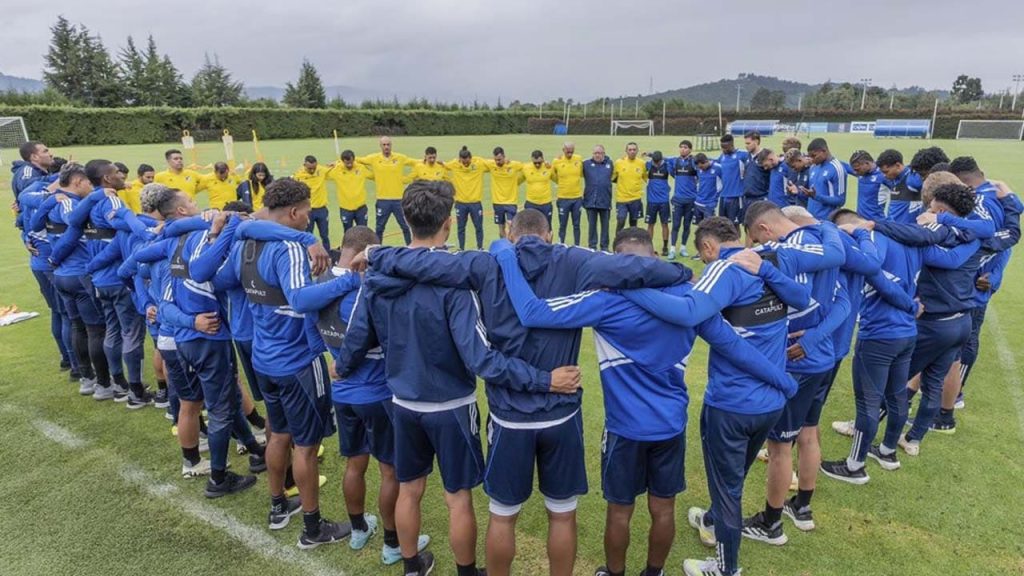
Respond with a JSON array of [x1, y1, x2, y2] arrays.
[[31, 419, 88, 449], [983, 309, 1024, 442]]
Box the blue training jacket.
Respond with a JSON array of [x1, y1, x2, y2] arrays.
[[831, 229, 882, 361], [884, 167, 924, 224], [668, 156, 698, 202], [10, 160, 47, 199]]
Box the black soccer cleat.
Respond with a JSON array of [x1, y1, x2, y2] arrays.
[[867, 445, 901, 471], [820, 460, 870, 485], [249, 452, 267, 474], [268, 496, 302, 530], [204, 471, 257, 499], [782, 496, 815, 531], [741, 511, 788, 545], [297, 519, 352, 550], [403, 551, 436, 576]]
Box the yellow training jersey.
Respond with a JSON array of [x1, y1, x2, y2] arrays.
[[119, 179, 145, 214], [614, 157, 647, 203], [552, 154, 584, 199], [484, 160, 523, 205], [521, 163, 555, 205], [408, 161, 448, 183], [292, 166, 331, 209], [356, 152, 415, 201], [198, 173, 244, 210], [327, 164, 374, 211], [247, 181, 266, 211], [444, 159, 490, 204], [154, 169, 202, 199]]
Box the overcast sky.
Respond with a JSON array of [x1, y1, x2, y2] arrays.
[[2, 0, 1023, 103]]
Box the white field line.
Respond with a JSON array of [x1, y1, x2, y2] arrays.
[[982, 309, 1024, 442], [7, 405, 342, 576]]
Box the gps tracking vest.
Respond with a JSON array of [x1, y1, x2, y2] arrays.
[[314, 267, 348, 349], [240, 239, 288, 306], [169, 236, 190, 278], [648, 161, 670, 181], [721, 252, 787, 327], [888, 177, 921, 203]]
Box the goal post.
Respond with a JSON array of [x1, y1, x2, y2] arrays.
[[0, 117, 30, 166], [955, 120, 1024, 140], [610, 119, 654, 136]]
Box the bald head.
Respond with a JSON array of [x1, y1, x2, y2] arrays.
[[744, 200, 798, 244], [379, 136, 392, 156], [562, 142, 575, 157], [781, 205, 817, 226]]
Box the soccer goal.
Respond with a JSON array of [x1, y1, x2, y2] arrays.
[[955, 120, 1024, 140], [610, 120, 654, 136], [0, 117, 29, 166]]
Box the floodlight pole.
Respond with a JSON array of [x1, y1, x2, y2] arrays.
[[735, 85, 741, 112], [662, 100, 667, 135], [929, 98, 939, 139], [860, 78, 871, 110], [1012, 74, 1023, 111]]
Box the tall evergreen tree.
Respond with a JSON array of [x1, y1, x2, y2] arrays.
[[159, 54, 192, 106], [283, 60, 327, 108], [191, 54, 243, 107], [76, 28, 123, 106], [43, 16, 86, 101], [118, 36, 147, 105]]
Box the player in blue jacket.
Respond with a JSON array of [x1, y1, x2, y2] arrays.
[[716, 135, 748, 226], [804, 138, 847, 220], [847, 150, 888, 221], [876, 149, 924, 224], [644, 151, 672, 255], [667, 140, 698, 259], [10, 141, 54, 200], [694, 154, 722, 229]]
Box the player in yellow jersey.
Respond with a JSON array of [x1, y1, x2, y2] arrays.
[[484, 146, 523, 240], [154, 149, 203, 199], [237, 162, 272, 211], [356, 136, 417, 245], [408, 146, 448, 182], [613, 142, 647, 232], [327, 150, 374, 231], [521, 150, 556, 226], [552, 142, 584, 245], [293, 155, 332, 246], [443, 146, 490, 250], [120, 163, 154, 214], [198, 162, 245, 210]]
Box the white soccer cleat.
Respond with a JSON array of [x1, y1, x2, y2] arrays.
[[831, 420, 856, 437]]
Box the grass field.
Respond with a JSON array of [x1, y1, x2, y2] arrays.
[[1, 133, 1023, 576]]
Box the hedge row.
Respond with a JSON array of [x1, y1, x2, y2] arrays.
[[2, 105, 1021, 145]]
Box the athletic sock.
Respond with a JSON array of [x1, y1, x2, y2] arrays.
[[157, 379, 167, 391], [182, 445, 201, 466], [764, 502, 783, 525], [199, 418, 208, 435], [456, 563, 478, 576], [384, 529, 399, 548], [246, 408, 266, 429], [285, 467, 296, 490], [246, 442, 265, 457], [607, 569, 625, 576], [403, 556, 422, 575], [879, 444, 896, 456], [906, 387, 918, 403], [846, 456, 865, 471], [211, 468, 226, 484], [113, 373, 129, 387], [129, 382, 146, 397], [303, 509, 322, 536], [271, 494, 288, 510], [642, 566, 664, 576], [939, 407, 954, 418], [795, 489, 814, 509], [349, 513, 368, 532]]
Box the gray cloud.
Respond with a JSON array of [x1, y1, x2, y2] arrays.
[[2, 0, 1023, 102]]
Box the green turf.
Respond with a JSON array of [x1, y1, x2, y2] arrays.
[[1, 134, 1023, 576]]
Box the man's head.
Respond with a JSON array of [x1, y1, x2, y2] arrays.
[[222, 200, 252, 215], [138, 163, 155, 185], [743, 131, 761, 153], [139, 183, 172, 216], [921, 171, 963, 207], [849, 150, 875, 176], [679, 140, 693, 157], [784, 149, 807, 171], [303, 155, 317, 173], [58, 163, 92, 196], [756, 148, 777, 170], [509, 208, 552, 244], [85, 159, 117, 189], [695, 153, 710, 170], [592, 144, 606, 163], [930, 183, 976, 217], [424, 146, 437, 164], [379, 136, 393, 156], [806, 138, 830, 165], [165, 149, 184, 171], [531, 149, 545, 167], [949, 156, 984, 187], [781, 205, 817, 227], [114, 162, 130, 178], [830, 208, 864, 228], [458, 146, 472, 167], [562, 141, 575, 158], [613, 227, 656, 257], [402, 180, 454, 242], [876, 149, 904, 180], [339, 225, 380, 267], [625, 142, 638, 160], [264, 177, 312, 231], [781, 137, 802, 153], [910, 147, 949, 178], [19, 141, 54, 170], [341, 150, 355, 169], [493, 146, 506, 166], [650, 150, 663, 164], [744, 200, 796, 244], [694, 217, 741, 263], [720, 134, 735, 154], [154, 188, 197, 220], [214, 161, 230, 180]]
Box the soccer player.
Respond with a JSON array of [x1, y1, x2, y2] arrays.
[[644, 151, 672, 255], [154, 149, 203, 199], [119, 163, 153, 214], [614, 142, 646, 232], [694, 154, 722, 227], [757, 149, 788, 208], [11, 140, 54, 200], [804, 138, 846, 220], [847, 150, 887, 221], [337, 181, 579, 576], [553, 142, 584, 245], [522, 150, 555, 226], [408, 147, 448, 182], [582, 145, 614, 251], [328, 150, 374, 232], [293, 155, 332, 247], [716, 135, 746, 226], [197, 162, 244, 210], [741, 131, 769, 219], [357, 136, 417, 244], [237, 162, 273, 211], [910, 147, 950, 181], [494, 225, 798, 576], [667, 140, 698, 259], [783, 149, 811, 207], [876, 149, 923, 224], [444, 146, 490, 251], [484, 146, 523, 240]]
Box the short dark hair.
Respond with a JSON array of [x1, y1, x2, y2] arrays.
[[613, 227, 653, 252], [304, 155, 317, 164], [510, 208, 550, 238], [929, 162, 951, 174], [829, 208, 860, 224], [222, 200, 251, 213], [114, 162, 129, 175], [744, 130, 761, 142], [154, 187, 186, 218], [425, 146, 437, 155], [341, 225, 379, 252], [720, 134, 733, 144], [755, 148, 773, 165], [264, 177, 310, 210], [743, 200, 783, 231], [50, 157, 68, 174], [137, 163, 155, 176], [807, 138, 828, 153], [164, 149, 181, 160], [341, 150, 354, 161], [401, 180, 454, 238], [19, 141, 42, 162], [493, 146, 505, 156], [680, 140, 693, 149], [458, 146, 471, 160], [876, 149, 903, 168], [85, 159, 113, 187], [695, 217, 740, 246], [58, 162, 88, 187], [849, 150, 873, 165], [909, 147, 948, 175], [949, 156, 981, 177], [531, 149, 544, 160], [932, 183, 976, 217], [626, 141, 638, 148], [214, 161, 229, 173], [651, 151, 663, 163], [694, 153, 709, 165]]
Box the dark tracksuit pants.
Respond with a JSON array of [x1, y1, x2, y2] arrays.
[[957, 305, 987, 390], [850, 336, 916, 461], [906, 313, 972, 442], [670, 199, 695, 248], [586, 208, 610, 251], [455, 202, 484, 251]]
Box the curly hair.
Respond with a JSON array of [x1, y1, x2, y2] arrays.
[[263, 177, 310, 210], [139, 183, 172, 213], [695, 216, 741, 246], [910, 147, 949, 175], [931, 183, 976, 217]]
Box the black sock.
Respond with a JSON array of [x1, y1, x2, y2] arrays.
[[349, 512, 368, 532], [182, 445, 200, 466], [795, 488, 814, 509], [764, 502, 783, 525], [303, 509, 321, 535], [246, 408, 266, 429], [129, 382, 146, 396], [199, 418, 208, 435], [114, 373, 129, 387], [285, 466, 296, 490], [906, 387, 918, 402], [271, 494, 287, 510], [608, 570, 625, 576], [456, 563, 477, 576], [643, 566, 663, 576], [211, 468, 226, 484], [403, 556, 422, 575], [157, 379, 167, 391], [384, 528, 399, 548], [247, 442, 265, 457], [940, 407, 954, 417]]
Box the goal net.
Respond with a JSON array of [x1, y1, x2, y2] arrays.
[[0, 117, 29, 166], [955, 120, 1024, 140], [610, 120, 654, 136]]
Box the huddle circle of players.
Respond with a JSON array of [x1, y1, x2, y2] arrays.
[[10, 131, 1021, 576]]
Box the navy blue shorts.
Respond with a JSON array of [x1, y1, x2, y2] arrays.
[[616, 200, 644, 222], [644, 202, 670, 225], [493, 203, 518, 225], [335, 399, 395, 465], [392, 401, 484, 492], [53, 274, 104, 326], [256, 356, 335, 447], [601, 429, 686, 505], [524, 201, 553, 224], [483, 411, 588, 506], [233, 339, 262, 402], [769, 370, 832, 442], [806, 360, 843, 427], [340, 205, 368, 230], [693, 203, 715, 224]]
